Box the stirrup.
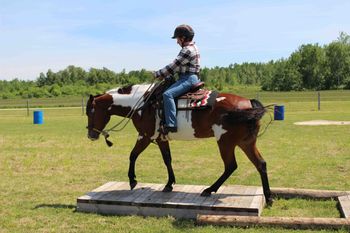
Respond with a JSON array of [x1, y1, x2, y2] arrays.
[[158, 125, 177, 135]]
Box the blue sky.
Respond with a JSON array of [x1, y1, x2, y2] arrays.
[[1, 0, 350, 80]]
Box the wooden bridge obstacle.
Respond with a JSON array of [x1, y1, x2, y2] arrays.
[[77, 181, 265, 219], [77, 181, 350, 230]]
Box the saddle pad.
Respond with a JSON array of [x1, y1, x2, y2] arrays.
[[177, 90, 218, 110]]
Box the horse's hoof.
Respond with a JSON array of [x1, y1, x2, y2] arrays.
[[130, 181, 137, 190], [162, 186, 173, 192], [200, 189, 211, 197]]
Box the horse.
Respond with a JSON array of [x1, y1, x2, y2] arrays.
[[86, 81, 273, 205]]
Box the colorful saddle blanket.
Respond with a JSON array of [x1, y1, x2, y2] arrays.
[[177, 89, 218, 110]]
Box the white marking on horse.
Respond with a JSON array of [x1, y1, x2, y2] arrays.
[[170, 111, 197, 140], [137, 135, 143, 141], [212, 124, 227, 141], [107, 84, 154, 108], [216, 97, 226, 102], [151, 111, 197, 141]]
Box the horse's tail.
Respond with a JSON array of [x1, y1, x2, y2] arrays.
[[223, 99, 267, 137]]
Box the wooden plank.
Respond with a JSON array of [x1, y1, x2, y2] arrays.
[[338, 195, 350, 218], [141, 189, 175, 205], [197, 215, 350, 230], [250, 187, 265, 215], [91, 181, 117, 192], [236, 186, 260, 216], [117, 183, 159, 203], [245, 187, 262, 208], [271, 187, 350, 199], [238, 186, 258, 209], [213, 185, 241, 207], [132, 183, 164, 204], [98, 182, 131, 201], [173, 185, 206, 205], [79, 181, 116, 200], [215, 186, 256, 207], [199, 192, 220, 209], [78, 181, 122, 201], [165, 185, 195, 204]]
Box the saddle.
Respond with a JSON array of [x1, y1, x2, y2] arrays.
[[142, 79, 217, 115], [177, 82, 216, 110], [179, 81, 205, 99]]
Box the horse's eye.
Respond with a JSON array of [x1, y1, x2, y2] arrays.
[[91, 108, 95, 114]]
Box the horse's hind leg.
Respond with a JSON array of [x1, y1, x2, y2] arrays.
[[128, 136, 151, 190], [156, 139, 176, 192], [201, 136, 237, 196], [239, 140, 273, 205]]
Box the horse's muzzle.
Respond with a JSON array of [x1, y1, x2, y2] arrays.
[[87, 130, 100, 141]]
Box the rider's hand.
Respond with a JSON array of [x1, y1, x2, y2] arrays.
[[153, 71, 164, 81]]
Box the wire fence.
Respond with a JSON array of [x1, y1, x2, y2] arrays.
[[0, 90, 349, 117]]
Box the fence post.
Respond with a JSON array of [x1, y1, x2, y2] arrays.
[[318, 91, 321, 111], [26, 99, 29, 116]]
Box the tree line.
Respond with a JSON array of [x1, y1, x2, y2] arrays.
[[1, 32, 349, 99]]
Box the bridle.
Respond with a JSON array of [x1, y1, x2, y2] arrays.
[[87, 80, 164, 147], [86, 105, 113, 146]]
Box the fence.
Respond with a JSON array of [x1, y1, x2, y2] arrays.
[[0, 91, 349, 117], [0, 96, 86, 117]]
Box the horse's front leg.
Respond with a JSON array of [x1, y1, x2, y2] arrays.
[[128, 135, 151, 190], [156, 139, 176, 192]]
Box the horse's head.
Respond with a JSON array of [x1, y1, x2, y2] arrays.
[[86, 83, 160, 146], [86, 94, 113, 141]]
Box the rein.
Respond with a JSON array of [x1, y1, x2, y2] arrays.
[[97, 80, 164, 147], [91, 127, 113, 147]]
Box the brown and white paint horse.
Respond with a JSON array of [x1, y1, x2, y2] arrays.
[[86, 83, 273, 205]]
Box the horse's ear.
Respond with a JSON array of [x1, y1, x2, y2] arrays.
[[89, 94, 94, 101]]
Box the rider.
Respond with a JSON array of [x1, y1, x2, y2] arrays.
[[154, 24, 201, 134]]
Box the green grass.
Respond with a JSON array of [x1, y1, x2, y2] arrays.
[[0, 93, 350, 232]]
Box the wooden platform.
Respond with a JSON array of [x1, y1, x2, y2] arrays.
[[77, 181, 265, 219]]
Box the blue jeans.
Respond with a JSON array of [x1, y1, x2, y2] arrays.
[[163, 74, 200, 128]]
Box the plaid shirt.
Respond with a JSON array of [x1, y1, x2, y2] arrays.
[[155, 42, 200, 78]]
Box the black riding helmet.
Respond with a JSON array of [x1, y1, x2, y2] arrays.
[[172, 24, 194, 41]]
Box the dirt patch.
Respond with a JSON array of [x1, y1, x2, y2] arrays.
[[294, 120, 350, 126]]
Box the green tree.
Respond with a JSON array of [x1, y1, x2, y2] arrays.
[[49, 84, 62, 96], [324, 41, 350, 89], [297, 44, 326, 90], [269, 59, 302, 91], [337, 31, 350, 44]]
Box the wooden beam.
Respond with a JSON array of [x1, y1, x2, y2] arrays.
[[271, 187, 350, 200], [338, 195, 350, 218], [197, 215, 350, 230]]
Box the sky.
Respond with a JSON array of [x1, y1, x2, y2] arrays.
[[1, 0, 350, 81]]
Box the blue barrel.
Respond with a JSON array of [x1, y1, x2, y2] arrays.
[[33, 110, 44, 124], [274, 105, 284, 120]]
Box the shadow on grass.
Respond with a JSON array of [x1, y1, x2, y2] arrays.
[[33, 204, 76, 211]]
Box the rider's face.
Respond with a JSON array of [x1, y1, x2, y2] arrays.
[[176, 37, 185, 47]]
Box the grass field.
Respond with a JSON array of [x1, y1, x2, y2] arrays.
[[0, 91, 350, 232]]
